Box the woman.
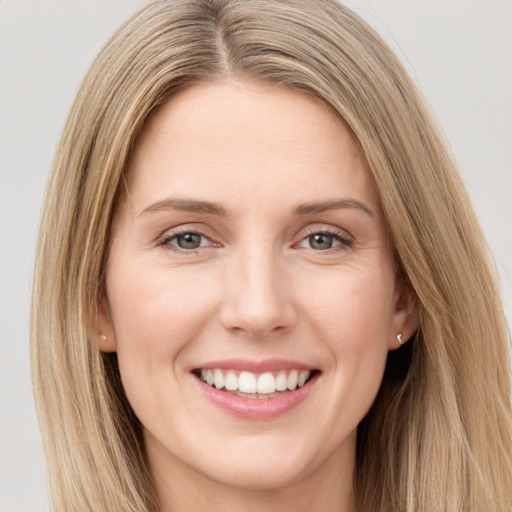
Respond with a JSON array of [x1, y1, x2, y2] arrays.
[[31, 1, 512, 511]]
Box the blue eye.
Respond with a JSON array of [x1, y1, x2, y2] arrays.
[[298, 231, 352, 251], [163, 232, 209, 250], [309, 233, 335, 250]]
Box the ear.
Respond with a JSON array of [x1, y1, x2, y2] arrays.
[[388, 277, 419, 351], [94, 292, 118, 352]]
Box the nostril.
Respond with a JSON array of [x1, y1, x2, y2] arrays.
[[225, 319, 294, 339]]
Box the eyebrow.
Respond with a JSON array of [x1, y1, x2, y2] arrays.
[[138, 197, 374, 218], [138, 198, 228, 217], [294, 199, 375, 216]]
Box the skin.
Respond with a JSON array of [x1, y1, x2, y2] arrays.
[[98, 81, 418, 512]]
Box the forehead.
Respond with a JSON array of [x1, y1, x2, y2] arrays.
[[124, 81, 378, 214]]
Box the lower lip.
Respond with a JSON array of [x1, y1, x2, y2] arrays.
[[195, 373, 319, 420]]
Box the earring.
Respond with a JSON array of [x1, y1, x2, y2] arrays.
[[98, 334, 107, 341], [397, 333, 403, 345]]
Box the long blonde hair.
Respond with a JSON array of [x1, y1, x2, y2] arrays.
[[31, 1, 512, 510]]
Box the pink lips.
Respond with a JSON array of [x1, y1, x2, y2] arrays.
[[192, 359, 319, 420]]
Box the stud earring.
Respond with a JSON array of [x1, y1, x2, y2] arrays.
[[397, 333, 403, 345], [98, 334, 107, 341]]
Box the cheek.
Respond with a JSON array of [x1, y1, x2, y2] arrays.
[[106, 263, 219, 365], [302, 264, 395, 349], [105, 262, 224, 432], [300, 266, 394, 411]]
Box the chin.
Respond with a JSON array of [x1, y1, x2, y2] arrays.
[[198, 451, 314, 490], [146, 425, 332, 491]]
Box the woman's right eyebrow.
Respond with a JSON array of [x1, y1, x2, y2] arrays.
[[137, 198, 228, 217]]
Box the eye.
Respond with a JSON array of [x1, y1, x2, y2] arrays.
[[308, 233, 336, 250], [161, 231, 211, 251], [297, 230, 352, 251]]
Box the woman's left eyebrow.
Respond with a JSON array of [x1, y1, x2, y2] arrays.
[[137, 198, 228, 217], [293, 199, 375, 216]]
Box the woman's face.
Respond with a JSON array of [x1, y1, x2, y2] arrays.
[[99, 81, 415, 495]]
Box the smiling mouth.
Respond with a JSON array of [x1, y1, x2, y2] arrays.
[[192, 368, 319, 399]]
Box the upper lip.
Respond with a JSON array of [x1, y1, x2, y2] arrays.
[[191, 358, 316, 373]]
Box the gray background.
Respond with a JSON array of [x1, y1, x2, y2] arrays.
[[1, 1, 511, 510]]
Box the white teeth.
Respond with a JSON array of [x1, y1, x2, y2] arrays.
[[224, 370, 238, 391], [238, 371, 257, 393], [257, 372, 275, 394], [199, 368, 313, 395], [287, 370, 298, 390], [214, 369, 224, 389], [275, 371, 288, 391], [298, 370, 310, 387]]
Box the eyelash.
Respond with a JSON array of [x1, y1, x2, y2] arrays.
[[158, 229, 214, 252], [158, 227, 353, 253], [296, 227, 353, 252]]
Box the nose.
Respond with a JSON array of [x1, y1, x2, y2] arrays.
[[220, 248, 298, 338]]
